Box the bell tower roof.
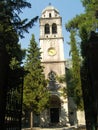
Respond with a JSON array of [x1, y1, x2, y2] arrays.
[[41, 4, 60, 18]]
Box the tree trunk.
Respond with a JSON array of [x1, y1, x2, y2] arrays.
[[30, 111, 33, 129]]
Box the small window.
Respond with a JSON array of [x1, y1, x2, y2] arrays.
[[55, 14, 57, 17], [49, 13, 51, 18], [45, 24, 50, 34], [52, 23, 57, 34]]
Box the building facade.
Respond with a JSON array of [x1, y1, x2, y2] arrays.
[[39, 4, 68, 127]]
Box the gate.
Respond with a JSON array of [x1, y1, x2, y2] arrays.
[[4, 69, 24, 130]]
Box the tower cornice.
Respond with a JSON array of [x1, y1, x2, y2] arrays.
[[41, 60, 66, 63], [39, 37, 64, 41]]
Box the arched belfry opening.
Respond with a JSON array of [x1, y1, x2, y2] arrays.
[[45, 24, 50, 34], [52, 23, 57, 34], [49, 95, 61, 123]]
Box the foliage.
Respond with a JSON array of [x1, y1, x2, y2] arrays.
[[0, 0, 38, 91], [66, 0, 98, 33], [66, 68, 76, 98], [65, 0, 98, 129], [65, 0, 98, 110], [23, 34, 49, 114], [69, 30, 83, 110], [56, 75, 65, 83], [0, 1, 38, 129], [0, 0, 38, 38]]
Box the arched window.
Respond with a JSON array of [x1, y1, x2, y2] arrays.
[[52, 23, 57, 34], [49, 13, 51, 18], [45, 24, 50, 34]]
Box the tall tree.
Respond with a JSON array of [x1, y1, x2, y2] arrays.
[[80, 27, 95, 130], [65, 0, 98, 129], [0, 0, 38, 129], [69, 30, 83, 110], [23, 34, 49, 128]]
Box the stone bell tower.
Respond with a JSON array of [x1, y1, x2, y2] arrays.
[[39, 4, 68, 127]]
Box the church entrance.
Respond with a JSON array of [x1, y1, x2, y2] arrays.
[[49, 95, 61, 124], [50, 108, 59, 123]]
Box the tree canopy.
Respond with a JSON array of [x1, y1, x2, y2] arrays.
[[0, 1, 38, 129], [0, 0, 38, 38], [68, 30, 83, 110], [65, 0, 98, 108], [65, 0, 98, 129], [23, 34, 49, 114]]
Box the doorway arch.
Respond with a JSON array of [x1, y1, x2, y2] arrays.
[[49, 95, 61, 123]]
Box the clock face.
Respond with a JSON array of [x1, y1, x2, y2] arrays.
[[48, 48, 56, 56]]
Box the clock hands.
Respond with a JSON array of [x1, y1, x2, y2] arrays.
[[50, 49, 54, 54], [48, 48, 56, 56]]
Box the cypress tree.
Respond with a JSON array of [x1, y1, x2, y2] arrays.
[[23, 34, 49, 127], [69, 30, 83, 110]]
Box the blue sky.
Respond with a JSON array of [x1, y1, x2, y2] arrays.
[[20, 0, 84, 59]]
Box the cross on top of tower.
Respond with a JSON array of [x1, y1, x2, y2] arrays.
[[49, 3, 51, 6]]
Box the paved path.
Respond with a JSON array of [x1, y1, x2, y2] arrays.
[[22, 124, 86, 130], [40, 127, 74, 130], [22, 126, 76, 130]]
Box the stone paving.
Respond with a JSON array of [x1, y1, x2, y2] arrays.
[[22, 126, 78, 130], [39, 125, 86, 130], [40, 126, 75, 130], [22, 125, 86, 130]]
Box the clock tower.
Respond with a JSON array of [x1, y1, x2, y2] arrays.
[[39, 4, 68, 127]]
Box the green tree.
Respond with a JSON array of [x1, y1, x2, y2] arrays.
[[69, 30, 83, 110], [65, 0, 98, 129], [65, 68, 75, 97], [0, 0, 38, 129], [23, 34, 49, 128], [0, 0, 38, 38], [0, 23, 26, 129]]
